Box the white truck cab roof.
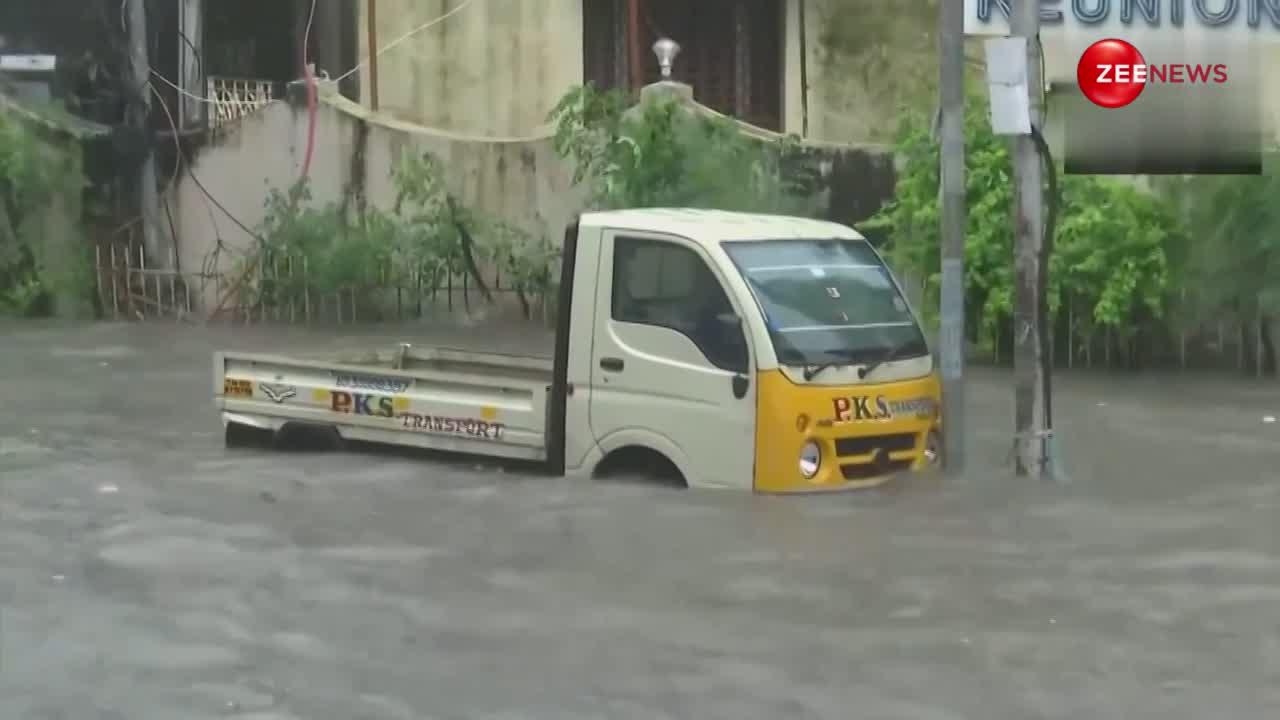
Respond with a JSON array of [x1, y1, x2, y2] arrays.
[[579, 208, 866, 247]]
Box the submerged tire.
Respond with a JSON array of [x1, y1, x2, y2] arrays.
[[275, 422, 344, 452], [224, 421, 274, 449], [593, 446, 687, 488]]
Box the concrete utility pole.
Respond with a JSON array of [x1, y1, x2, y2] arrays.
[[1009, 0, 1047, 477], [126, 0, 166, 269], [178, 0, 204, 128], [938, 0, 967, 474]]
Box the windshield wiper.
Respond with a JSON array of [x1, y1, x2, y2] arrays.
[[858, 339, 926, 379], [802, 348, 860, 381]]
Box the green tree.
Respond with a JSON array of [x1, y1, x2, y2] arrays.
[[0, 109, 89, 317], [863, 92, 1179, 357], [1161, 154, 1280, 374], [251, 148, 562, 321]]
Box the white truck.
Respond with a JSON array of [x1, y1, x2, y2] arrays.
[[215, 209, 943, 493]]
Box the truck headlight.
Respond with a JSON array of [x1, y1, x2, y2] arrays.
[[799, 440, 821, 479]]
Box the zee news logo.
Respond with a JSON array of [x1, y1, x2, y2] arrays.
[[1078, 38, 1228, 109]]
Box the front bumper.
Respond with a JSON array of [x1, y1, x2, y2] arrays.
[[757, 425, 941, 494]]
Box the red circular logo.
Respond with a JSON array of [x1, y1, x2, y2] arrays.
[[1077, 39, 1146, 108]]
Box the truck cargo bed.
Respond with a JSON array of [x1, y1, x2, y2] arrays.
[[215, 343, 554, 462]]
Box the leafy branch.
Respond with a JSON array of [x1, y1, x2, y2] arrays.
[[864, 91, 1177, 346], [547, 83, 822, 215], [0, 109, 88, 316]]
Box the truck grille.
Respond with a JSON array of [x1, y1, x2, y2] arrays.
[[835, 433, 916, 458], [836, 432, 918, 481], [842, 460, 913, 480]]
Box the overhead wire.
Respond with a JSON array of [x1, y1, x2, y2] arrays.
[[148, 0, 482, 108], [175, 28, 204, 108], [331, 0, 481, 85], [133, 0, 483, 303], [300, 0, 318, 179], [150, 85, 182, 195], [149, 76, 260, 241], [155, 22, 224, 254], [149, 78, 256, 297]]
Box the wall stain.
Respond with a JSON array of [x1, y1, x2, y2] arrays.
[[341, 118, 370, 223]]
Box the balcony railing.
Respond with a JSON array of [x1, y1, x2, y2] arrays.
[[206, 76, 274, 128]]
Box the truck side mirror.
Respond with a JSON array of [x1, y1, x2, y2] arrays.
[[715, 313, 750, 378], [716, 312, 742, 330]]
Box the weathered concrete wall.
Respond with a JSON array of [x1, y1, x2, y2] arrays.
[[782, 0, 937, 144], [172, 82, 895, 314], [637, 81, 897, 232], [171, 89, 583, 312], [354, 0, 583, 137], [348, 0, 915, 144]]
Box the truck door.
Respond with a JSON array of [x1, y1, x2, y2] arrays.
[[588, 230, 756, 489]]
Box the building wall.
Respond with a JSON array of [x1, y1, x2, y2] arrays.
[[354, 0, 583, 137], [171, 91, 583, 311], [782, 0, 935, 144], [347, 0, 911, 145], [172, 84, 897, 313]]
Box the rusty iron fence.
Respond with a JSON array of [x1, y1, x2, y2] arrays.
[[95, 243, 1266, 375], [95, 241, 553, 326], [94, 234, 197, 320], [888, 270, 1273, 376]]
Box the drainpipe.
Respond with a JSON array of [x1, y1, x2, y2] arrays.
[[798, 0, 809, 137], [367, 0, 379, 110], [628, 0, 644, 93]]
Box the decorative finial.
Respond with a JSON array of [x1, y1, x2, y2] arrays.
[[652, 37, 681, 79]]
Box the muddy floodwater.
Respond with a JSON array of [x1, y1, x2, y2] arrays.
[[2, 320, 1279, 719]]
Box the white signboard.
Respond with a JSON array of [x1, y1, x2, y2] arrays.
[[0, 55, 57, 72], [964, 0, 1280, 40], [985, 38, 1032, 135]]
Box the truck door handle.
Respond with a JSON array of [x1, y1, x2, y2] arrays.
[[600, 357, 624, 372]]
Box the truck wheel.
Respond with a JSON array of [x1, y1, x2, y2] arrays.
[[225, 421, 274, 449], [594, 446, 687, 488], [275, 422, 344, 452]]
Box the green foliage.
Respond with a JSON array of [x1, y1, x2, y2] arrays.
[[548, 84, 822, 216], [0, 109, 88, 316], [484, 219, 558, 298], [1053, 176, 1175, 329], [253, 147, 559, 318], [1159, 155, 1280, 323], [864, 92, 1177, 342], [256, 181, 381, 295]]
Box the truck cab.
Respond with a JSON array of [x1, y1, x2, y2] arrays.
[[215, 209, 942, 492]]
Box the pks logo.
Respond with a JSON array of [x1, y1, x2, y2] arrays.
[[833, 395, 893, 423], [1077, 38, 1228, 109], [330, 390, 401, 418], [832, 395, 938, 423]]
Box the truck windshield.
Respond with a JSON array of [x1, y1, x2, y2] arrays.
[[722, 238, 928, 367]]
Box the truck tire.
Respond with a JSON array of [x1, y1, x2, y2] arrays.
[[594, 446, 687, 488], [224, 421, 274, 449]]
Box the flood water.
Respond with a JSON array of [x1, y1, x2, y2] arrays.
[[2, 320, 1279, 719]]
